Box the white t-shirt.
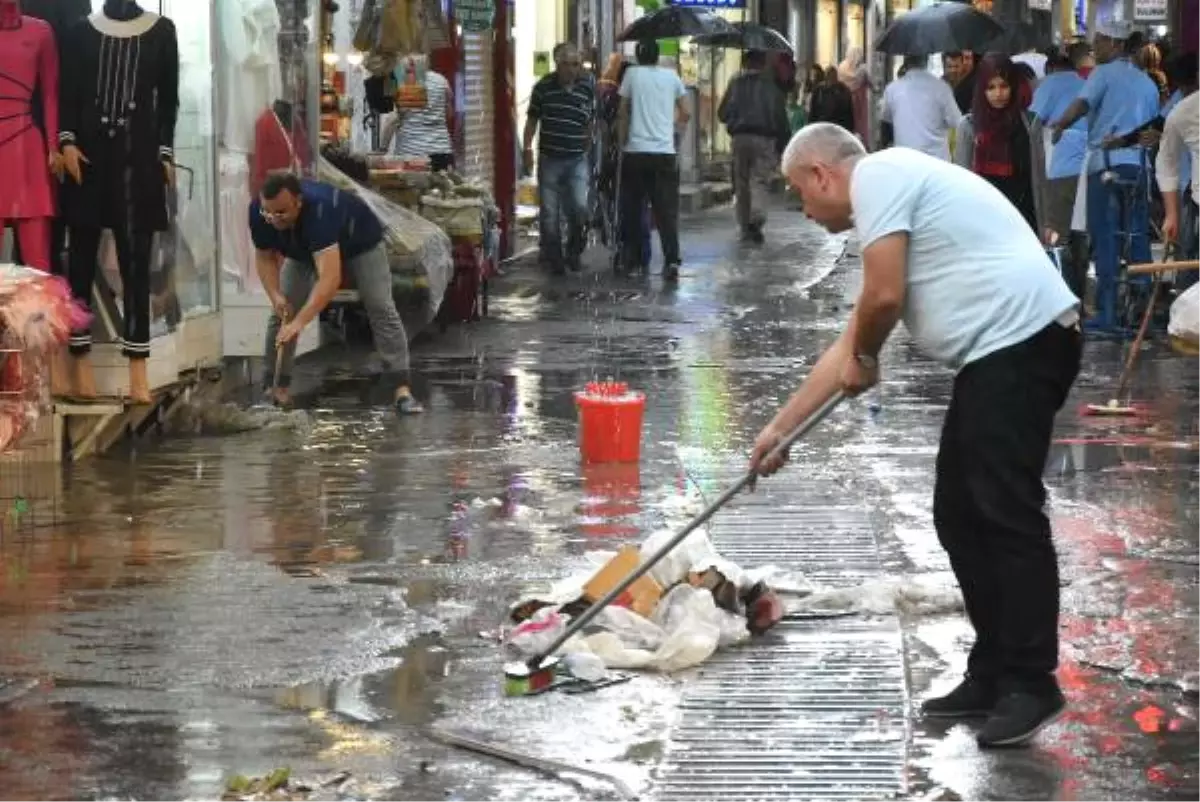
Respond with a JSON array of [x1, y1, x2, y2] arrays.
[[879, 68, 962, 161], [619, 65, 686, 155], [1013, 52, 1048, 80], [850, 149, 1079, 370]]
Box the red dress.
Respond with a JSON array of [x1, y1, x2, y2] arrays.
[[0, 15, 57, 220], [250, 107, 311, 197]]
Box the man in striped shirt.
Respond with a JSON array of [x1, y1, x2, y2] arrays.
[[523, 43, 596, 273]]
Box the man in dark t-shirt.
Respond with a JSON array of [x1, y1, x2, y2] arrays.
[[248, 171, 422, 414]]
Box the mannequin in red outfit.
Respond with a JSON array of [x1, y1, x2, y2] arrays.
[[0, 0, 59, 272]]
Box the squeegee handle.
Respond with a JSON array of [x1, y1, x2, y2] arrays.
[[529, 391, 845, 667]]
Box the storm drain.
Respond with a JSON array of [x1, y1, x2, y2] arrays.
[[656, 464, 907, 801]]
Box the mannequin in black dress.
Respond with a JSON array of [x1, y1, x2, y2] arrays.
[[58, 0, 178, 403]]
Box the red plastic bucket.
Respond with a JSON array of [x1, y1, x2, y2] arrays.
[[574, 381, 645, 464]]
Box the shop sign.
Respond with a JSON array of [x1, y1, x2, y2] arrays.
[[1133, 0, 1168, 20], [1028, 0, 1051, 11], [533, 51, 551, 77], [456, 0, 495, 32], [668, 0, 748, 8]]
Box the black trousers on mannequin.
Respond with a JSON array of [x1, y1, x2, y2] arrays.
[[67, 226, 153, 359]]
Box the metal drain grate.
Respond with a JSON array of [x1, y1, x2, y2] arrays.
[[656, 619, 907, 801], [656, 461, 906, 801]]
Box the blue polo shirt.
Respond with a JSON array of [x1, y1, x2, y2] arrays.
[[1078, 58, 1160, 173], [249, 180, 384, 261], [1029, 71, 1087, 180]]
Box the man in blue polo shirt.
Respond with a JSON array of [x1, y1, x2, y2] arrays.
[[1049, 20, 1161, 332], [249, 171, 422, 414]]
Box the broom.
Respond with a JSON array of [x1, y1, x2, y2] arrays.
[[1083, 254, 1199, 417]]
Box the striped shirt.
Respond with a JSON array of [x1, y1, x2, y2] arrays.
[[386, 70, 453, 159], [528, 72, 595, 156]]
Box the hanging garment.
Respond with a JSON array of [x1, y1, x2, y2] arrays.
[[58, 12, 180, 233], [250, 105, 312, 195], [218, 0, 282, 153], [0, 15, 58, 220], [378, 0, 418, 55]]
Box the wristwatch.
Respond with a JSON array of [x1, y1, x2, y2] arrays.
[[854, 352, 878, 370]]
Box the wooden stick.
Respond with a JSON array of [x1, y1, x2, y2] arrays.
[[1127, 259, 1200, 275], [1115, 277, 1162, 401]]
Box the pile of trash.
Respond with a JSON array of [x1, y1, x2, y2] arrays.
[[504, 529, 967, 674], [504, 529, 799, 673]]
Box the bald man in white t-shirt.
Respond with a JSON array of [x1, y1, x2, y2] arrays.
[[751, 124, 1081, 750]]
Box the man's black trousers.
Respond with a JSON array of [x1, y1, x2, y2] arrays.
[[933, 319, 1082, 696]]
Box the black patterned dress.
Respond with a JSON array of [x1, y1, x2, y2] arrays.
[[58, 12, 178, 233]]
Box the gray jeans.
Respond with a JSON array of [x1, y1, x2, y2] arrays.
[[732, 134, 777, 230], [264, 242, 410, 390]]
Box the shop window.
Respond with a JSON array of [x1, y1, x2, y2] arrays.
[[82, 0, 221, 332], [214, 0, 319, 301], [158, 0, 218, 322]]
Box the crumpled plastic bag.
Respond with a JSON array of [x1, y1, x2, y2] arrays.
[[1169, 283, 1199, 345], [577, 585, 746, 672], [503, 530, 804, 673]]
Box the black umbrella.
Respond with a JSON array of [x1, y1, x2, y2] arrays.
[[617, 6, 736, 42], [989, 20, 1052, 54], [691, 22, 794, 53], [874, 2, 1006, 56]]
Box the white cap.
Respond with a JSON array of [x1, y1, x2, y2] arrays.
[[1095, 19, 1133, 40]]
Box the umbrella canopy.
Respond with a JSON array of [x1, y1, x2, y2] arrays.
[[873, 2, 1006, 56], [617, 6, 736, 42], [990, 20, 1053, 54], [691, 22, 794, 54]]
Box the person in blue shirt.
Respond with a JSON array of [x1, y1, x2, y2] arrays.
[[1029, 50, 1088, 298], [249, 171, 422, 414], [1049, 20, 1161, 332]]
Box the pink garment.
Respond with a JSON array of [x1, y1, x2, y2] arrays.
[[0, 14, 57, 220], [10, 217, 50, 271]]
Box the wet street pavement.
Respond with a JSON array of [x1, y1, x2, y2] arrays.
[[0, 198, 1196, 801]]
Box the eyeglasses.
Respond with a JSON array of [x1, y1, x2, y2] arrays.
[[260, 207, 290, 222]]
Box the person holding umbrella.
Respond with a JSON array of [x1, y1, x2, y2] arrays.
[[616, 40, 689, 280], [718, 49, 791, 244], [879, 55, 962, 160]]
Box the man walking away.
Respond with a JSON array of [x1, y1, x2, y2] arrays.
[[250, 172, 423, 414], [618, 40, 690, 281], [1029, 50, 1089, 298], [757, 124, 1081, 748], [879, 54, 962, 160], [1049, 20, 1160, 333], [718, 49, 790, 244], [523, 43, 596, 274]]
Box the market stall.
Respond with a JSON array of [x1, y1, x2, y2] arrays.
[[321, 0, 501, 327], [365, 156, 499, 326], [0, 265, 88, 458]]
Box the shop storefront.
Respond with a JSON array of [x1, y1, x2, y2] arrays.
[[73, 0, 226, 386], [215, 0, 322, 357]]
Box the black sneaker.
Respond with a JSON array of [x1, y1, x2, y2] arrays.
[[976, 689, 1066, 748], [921, 676, 999, 718], [663, 262, 681, 282]]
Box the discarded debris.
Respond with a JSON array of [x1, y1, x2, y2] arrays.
[[222, 768, 299, 801]]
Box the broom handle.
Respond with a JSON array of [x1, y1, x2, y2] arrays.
[[1115, 275, 1162, 401], [530, 391, 846, 666]]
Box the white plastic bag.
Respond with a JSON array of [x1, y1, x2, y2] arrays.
[[1169, 283, 1199, 344]]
